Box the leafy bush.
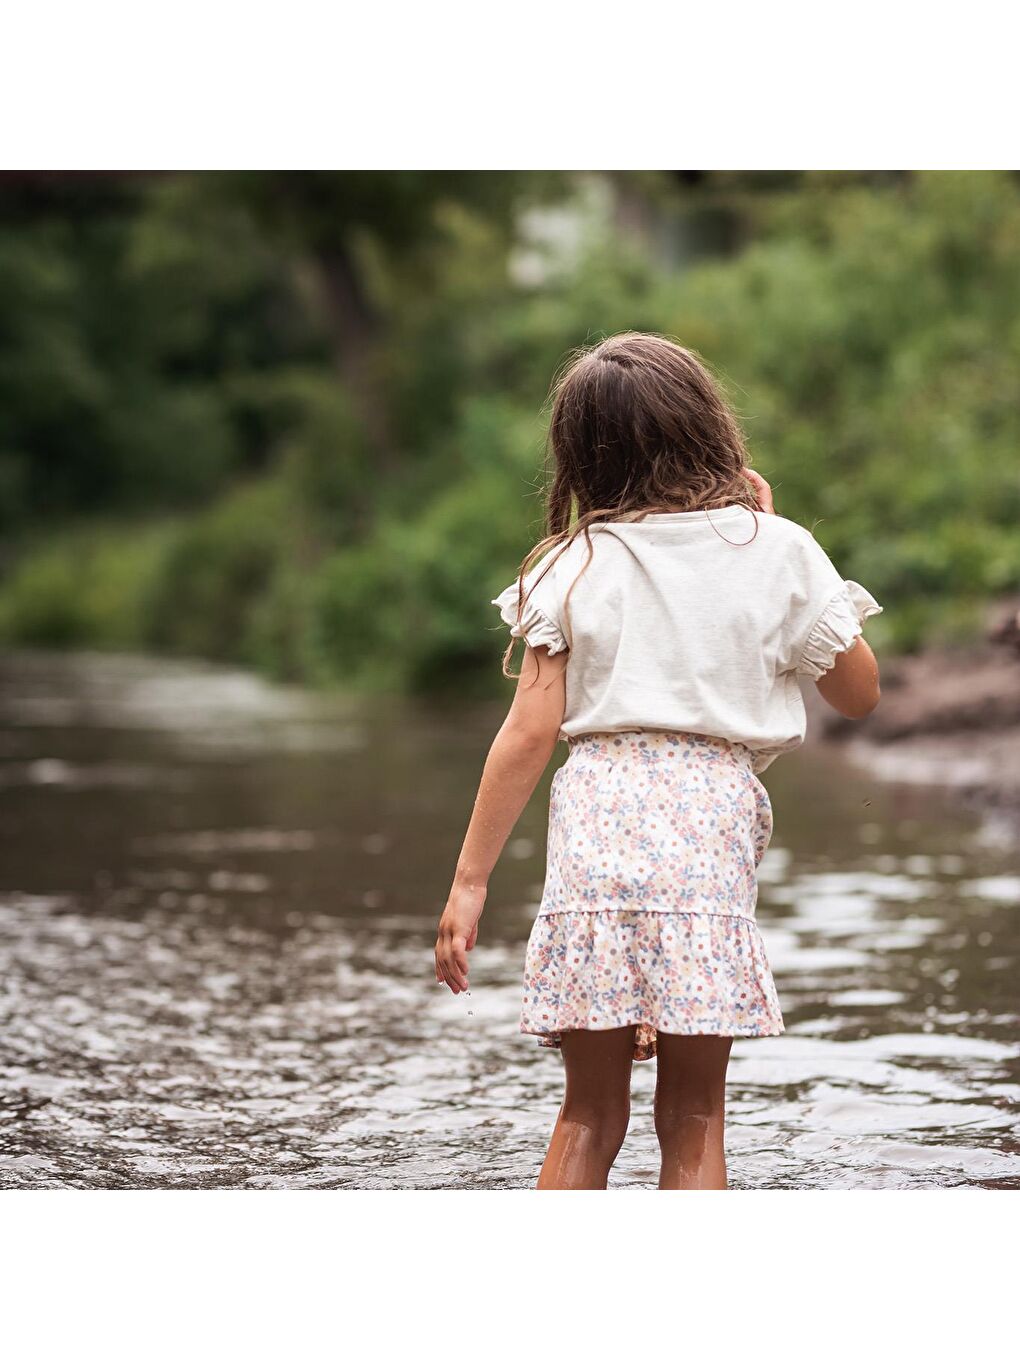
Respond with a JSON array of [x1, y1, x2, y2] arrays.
[[3, 170, 1020, 680], [0, 523, 175, 647], [142, 479, 291, 662]]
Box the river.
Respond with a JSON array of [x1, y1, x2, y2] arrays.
[[0, 651, 1016, 1189]]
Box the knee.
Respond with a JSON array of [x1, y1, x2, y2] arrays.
[[560, 1095, 630, 1157], [654, 1087, 723, 1148]]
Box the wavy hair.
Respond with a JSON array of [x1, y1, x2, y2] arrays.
[[503, 332, 760, 678]]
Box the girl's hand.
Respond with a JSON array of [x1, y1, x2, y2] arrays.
[[435, 881, 486, 994], [432, 643, 566, 998], [742, 468, 776, 515]]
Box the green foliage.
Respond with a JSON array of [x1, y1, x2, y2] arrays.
[[2, 170, 1019, 684], [0, 522, 176, 648], [142, 479, 292, 663], [0, 174, 323, 526], [307, 396, 546, 691]]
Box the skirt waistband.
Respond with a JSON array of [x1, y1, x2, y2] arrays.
[[565, 728, 754, 762]]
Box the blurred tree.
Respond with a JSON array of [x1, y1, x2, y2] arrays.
[[208, 171, 567, 466], [0, 172, 306, 526], [1, 170, 1019, 683]]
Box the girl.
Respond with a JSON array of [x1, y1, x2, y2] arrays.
[[434, 332, 882, 1190]]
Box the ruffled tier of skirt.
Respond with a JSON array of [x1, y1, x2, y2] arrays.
[[521, 908, 784, 1061]]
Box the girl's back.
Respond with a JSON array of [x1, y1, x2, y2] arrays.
[[494, 505, 880, 772]]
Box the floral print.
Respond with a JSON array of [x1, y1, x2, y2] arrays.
[[521, 730, 784, 1060], [539, 730, 773, 916]]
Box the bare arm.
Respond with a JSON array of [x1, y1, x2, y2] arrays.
[[434, 643, 568, 994], [815, 635, 881, 719]]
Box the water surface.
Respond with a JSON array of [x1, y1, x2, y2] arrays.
[[0, 652, 1016, 1189]]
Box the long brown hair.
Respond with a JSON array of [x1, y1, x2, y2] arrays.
[[503, 331, 759, 677]]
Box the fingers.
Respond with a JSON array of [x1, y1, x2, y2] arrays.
[[452, 936, 469, 985], [434, 932, 470, 993], [742, 468, 775, 514]]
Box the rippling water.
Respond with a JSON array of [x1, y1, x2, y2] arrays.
[[0, 651, 1017, 1189]]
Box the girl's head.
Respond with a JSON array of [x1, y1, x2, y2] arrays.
[[503, 332, 758, 676], [545, 332, 757, 533]]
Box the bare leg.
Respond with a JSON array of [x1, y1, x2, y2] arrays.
[[537, 1027, 636, 1190], [654, 1034, 732, 1190]]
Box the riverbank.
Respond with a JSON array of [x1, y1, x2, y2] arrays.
[[809, 618, 1020, 819]]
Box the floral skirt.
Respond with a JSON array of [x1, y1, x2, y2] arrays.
[[521, 730, 784, 1061]]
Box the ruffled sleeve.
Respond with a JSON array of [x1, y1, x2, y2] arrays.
[[796, 580, 883, 679], [491, 578, 568, 655]]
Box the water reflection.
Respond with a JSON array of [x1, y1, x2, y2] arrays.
[[0, 652, 1016, 1189]]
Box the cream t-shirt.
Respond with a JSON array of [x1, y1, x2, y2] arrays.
[[492, 505, 882, 773]]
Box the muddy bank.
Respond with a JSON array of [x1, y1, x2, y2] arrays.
[[809, 628, 1020, 818]]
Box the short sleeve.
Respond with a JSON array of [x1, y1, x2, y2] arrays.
[[795, 579, 883, 679], [491, 568, 569, 656]]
